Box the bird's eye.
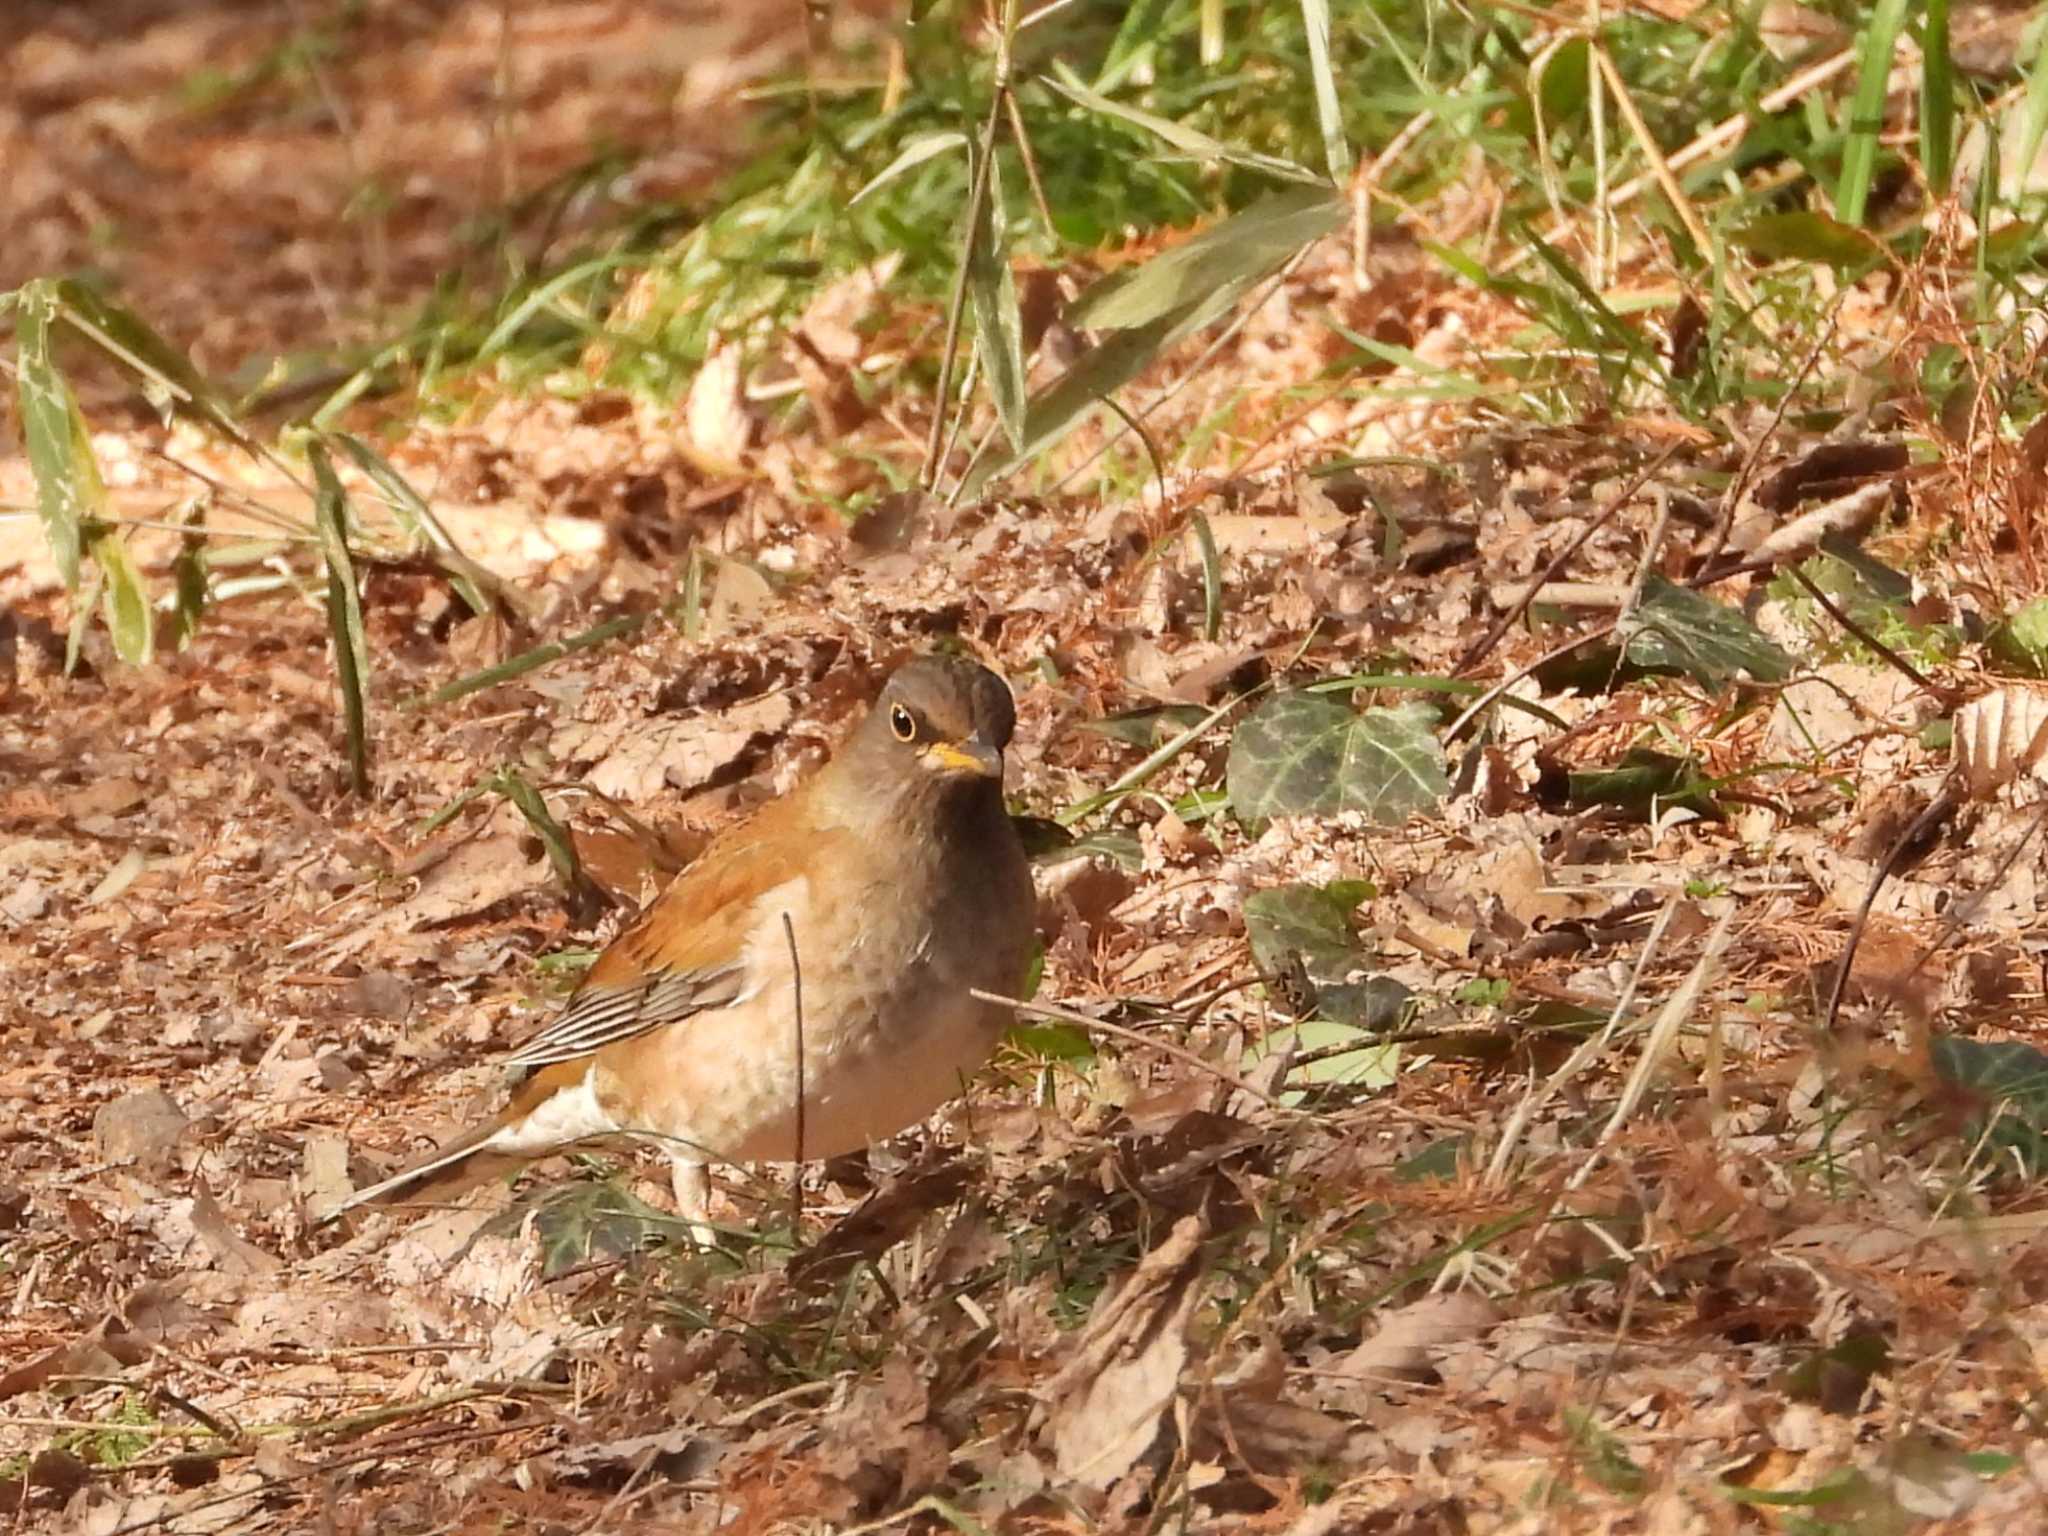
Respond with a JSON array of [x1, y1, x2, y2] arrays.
[[889, 703, 917, 742]]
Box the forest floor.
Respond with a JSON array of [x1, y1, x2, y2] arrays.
[[5, 4, 2048, 1534]]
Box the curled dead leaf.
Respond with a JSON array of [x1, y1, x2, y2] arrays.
[[681, 344, 754, 473], [1339, 1291, 1503, 1382], [1953, 686, 2048, 800], [1039, 1212, 1209, 1490]]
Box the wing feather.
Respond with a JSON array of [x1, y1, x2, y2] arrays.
[[503, 793, 847, 1070]]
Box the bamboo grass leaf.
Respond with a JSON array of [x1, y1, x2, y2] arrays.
[[310, 443, 373, 796], [851, 131, 968, 205], [964, 145, 1028, 453], [15, 280, 97, 591]]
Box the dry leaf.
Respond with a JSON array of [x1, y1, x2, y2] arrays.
[[1339, 1291, 1503, 1382], [1954, 686, 2048, 799], [681, 343, 753, 472], [1040, 1212, 1208, 1489], [189, 1191, 282, 1275], [580, 692, 793, 803]]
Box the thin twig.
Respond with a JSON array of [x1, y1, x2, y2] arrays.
[[1498, 45, 1862, 280], [783, 910, 805, 1233], [1594, 42, 1750, 307], [1004, 87, 1057, 240], [973, 988, 1295, 1113], [919, 1, 1018, 488], [1456, 442, 1679, 674], [1486, 897, 1680, 1188], [1446, 620, 1619, 742], [1786, 563, 1957, 705], [1707, 300, 1844, 567], [1599, 485, 1677, 693], [1820, 785, 1964, 1036], [1564, 901, 1738, 1193]]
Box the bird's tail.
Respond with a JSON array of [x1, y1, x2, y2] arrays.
[[321, 1062, 599, 1223]]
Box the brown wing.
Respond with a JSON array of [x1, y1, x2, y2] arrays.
[[504, 793, 842, 1069]]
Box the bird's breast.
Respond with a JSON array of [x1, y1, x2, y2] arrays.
[[596, 828, 1029, 1164]]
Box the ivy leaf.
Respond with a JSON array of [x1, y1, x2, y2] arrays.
[[1563, 748, 1722, 821], [1243, 883, 1410, 1034], [1227, 693, 1447, 824], [503, 1180, 677, 1277], [1622, 575, 1795, 686], [1243, 883, 1368, 983]]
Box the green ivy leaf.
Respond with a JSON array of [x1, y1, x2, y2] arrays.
[[510, 1180, 677, 1277], [1244, 883, 1364, 982], [1987, 596, 2048, 677], [1565, 748, 1722, 821], [1227, 692, 1448, 824], [1622, 576, 1795, 686], [1243, 883, 1411, 1034]]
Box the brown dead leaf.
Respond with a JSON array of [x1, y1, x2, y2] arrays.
[[703, 556, 774, 639], [1039, 1211, 1209, 1489], [788, 1159, 972, 1290], [93, 1089, 188, 1170], [63, 777, 147, 819], [572, 691, 793, 803], [1194, 1339, 1355, 1476], [189, 1191, 282, 1276], [1339, 1291, 1503, 1382], [551, 1425, 725, 1485], [396, 832, 543, 929]]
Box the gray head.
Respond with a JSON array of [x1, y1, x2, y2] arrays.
[[839, 656, 1017, 796]]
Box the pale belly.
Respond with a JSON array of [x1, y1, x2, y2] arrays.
[[589, 938, 1015, 1166]]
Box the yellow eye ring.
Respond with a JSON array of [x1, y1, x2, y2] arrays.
[[889, 703, 917, 742]]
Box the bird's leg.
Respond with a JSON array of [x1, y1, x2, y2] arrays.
[[671, 1157, 715, 1249]]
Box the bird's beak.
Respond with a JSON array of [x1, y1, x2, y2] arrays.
[[924, 739, 1003, 778]]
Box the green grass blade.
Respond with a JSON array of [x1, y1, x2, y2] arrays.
[[1298, 0, 1351, 184], [1190, 509, 1222, 641], [1920, 0, 1954, 193], [1837, 0, 1911, 224], [54, 280, 255, 450], [414, 613, 649, 708], [2015, 12, 2048, 201], [14, 280, 96, 590], [475, 252, 646, 362], [965, 145, 1028, 453], [850, 130, 967, 205], [65, 566, 102, 675], [172, 501, 210, 651], [1067, 185, 1343, 332], [1043, 70, 1324, 186], [310, 443, 373, 796], [491, 767, 592, 904], [329, 432, 498, 618], [967, 188, 1341, 492], [1096, 0, 1176, 92]]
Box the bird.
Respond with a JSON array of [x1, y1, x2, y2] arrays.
[[327, 654, 1037, 1239]]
